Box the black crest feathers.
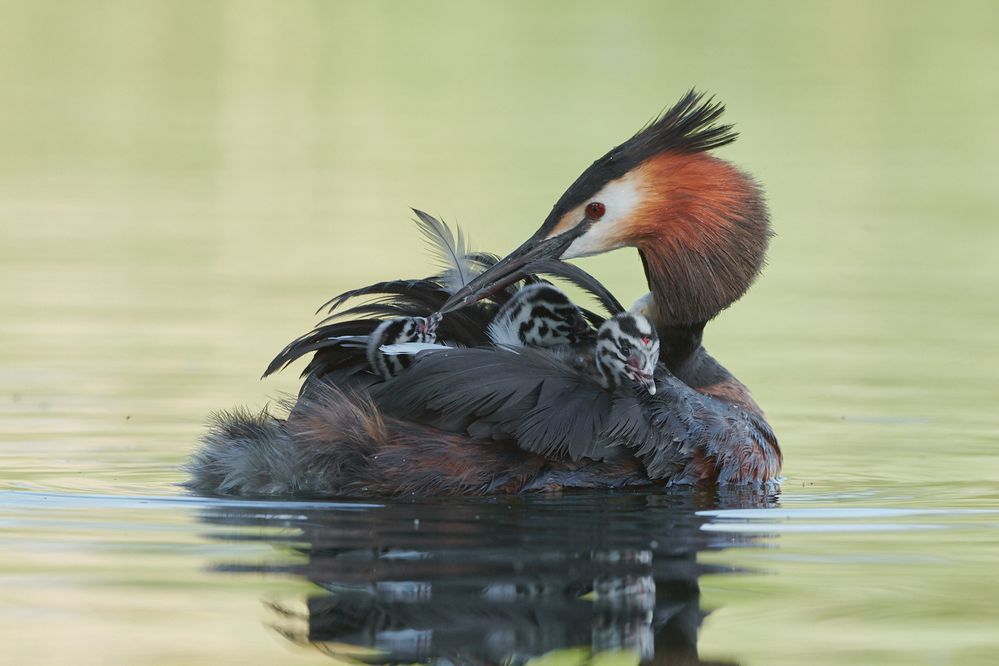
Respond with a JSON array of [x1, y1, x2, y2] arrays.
[[540, 89, 738, 231], [622, 89, 737, 159]]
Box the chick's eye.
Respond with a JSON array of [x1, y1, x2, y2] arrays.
[[585, 201, 606, 220], [619, 341, 632, 354]]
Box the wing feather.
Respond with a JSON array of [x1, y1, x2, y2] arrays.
[[411, 209, 474, 293], [527, 259, 625, 315], [372, 347, 628, 460]]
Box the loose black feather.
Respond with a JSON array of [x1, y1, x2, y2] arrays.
[[263, 320, 382, 378], [315, 279, 438, 317]]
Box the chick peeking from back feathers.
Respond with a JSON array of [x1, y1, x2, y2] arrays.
[[366, 314, 441, 380], [595, 312, 659, 395], [486, 283, 591, 349]]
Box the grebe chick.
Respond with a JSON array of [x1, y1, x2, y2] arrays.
[[366, 314, 441, 380], [487, 283, 590, 348], [595, 312, 660, 395]]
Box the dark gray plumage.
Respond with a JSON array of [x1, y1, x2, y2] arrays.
[[369, 335, 775, 483], [370, 311, 679, 473]]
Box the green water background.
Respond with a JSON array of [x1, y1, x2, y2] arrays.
[[1, 2, 998, 664]]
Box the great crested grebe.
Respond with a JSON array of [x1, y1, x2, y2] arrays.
[[185, 90, 781, 497]]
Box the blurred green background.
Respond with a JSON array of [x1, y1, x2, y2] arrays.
[[1, 1, 998, 664]]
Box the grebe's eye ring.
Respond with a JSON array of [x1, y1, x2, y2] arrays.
[[585, 201, 606, 220]]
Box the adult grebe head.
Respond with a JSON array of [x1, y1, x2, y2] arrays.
[[441, 90, 771, 328]]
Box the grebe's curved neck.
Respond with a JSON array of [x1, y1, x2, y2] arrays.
[[635, 151, 770, 331]]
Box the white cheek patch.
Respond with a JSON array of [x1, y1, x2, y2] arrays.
[[561, 173, 644, 260]]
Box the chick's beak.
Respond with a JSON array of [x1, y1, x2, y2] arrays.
[[420, 312, 442, 336], [632, 370, 657, 395], [439, 222, 588, 314], [626, 356, 657, 395]]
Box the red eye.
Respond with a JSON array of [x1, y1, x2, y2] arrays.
[[640, 336, 652, 345], [585, 201, 606, 220]]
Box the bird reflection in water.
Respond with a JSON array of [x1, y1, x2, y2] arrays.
[[200, 489, 776, 665]]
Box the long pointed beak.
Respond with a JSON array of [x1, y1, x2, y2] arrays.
[[440, 222, 587, 313]]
